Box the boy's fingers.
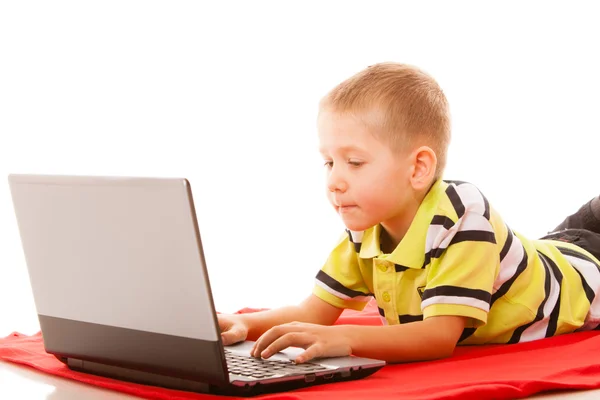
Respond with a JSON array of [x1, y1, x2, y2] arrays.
[[252, 325, 289, 357], [260, 332, 310, 359], [220, 332, 234, 345], [252, 324, 309, 357], [295, 345, 321, 364], [221, 327, 245, 346]]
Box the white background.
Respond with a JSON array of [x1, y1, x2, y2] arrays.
[[1, 1, 599, 338]]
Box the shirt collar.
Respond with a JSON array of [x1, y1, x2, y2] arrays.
[[358, 179, 447, 268]]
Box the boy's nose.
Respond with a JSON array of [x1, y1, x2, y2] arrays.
[[327, 170, 348, 193]]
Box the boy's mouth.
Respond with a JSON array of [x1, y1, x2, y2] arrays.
[[336, 204, 357, 214]]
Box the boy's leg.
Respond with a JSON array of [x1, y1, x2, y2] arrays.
[[541, 196, 600, 261], [549, 196, 600, 234]]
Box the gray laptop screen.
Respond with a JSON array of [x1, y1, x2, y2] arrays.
[[9, 175, 219, 341]]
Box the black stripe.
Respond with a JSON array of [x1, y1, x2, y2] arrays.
[[539, 252, 563, 338], [422, 230, 495, 269], [458, 327, 476, 343], [499, 225, 514, 262], [431, 215, 455, 230], [432, 247, 446, 258], [450, 230, 496, 245], [422, 252, 432, 269], [422, 285, 491, 303], [399, 314, 423, 324], [508, 254, 552, 344], [315, 270, 371, 299], [378, 307, 385, 317], [446, 184, 465, 218], [395, 264, 409, 272], [346, 230, 361, 252], [573, 268, 596, 307], [557, 246, 600, 267], [491, 245, 529, 306], [482, 194, 490, 220], [557, 246, 597, 306], [422, 247, 447, 269]]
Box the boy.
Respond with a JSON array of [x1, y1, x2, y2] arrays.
[[218, 62, 600, 364]]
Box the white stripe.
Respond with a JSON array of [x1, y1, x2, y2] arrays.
[[454, 183, 486, 216], [457, 212, 493, 232], [421, 295, 490, 313], [519, 257, 561, 342], [493, 231, 525, 293], [437, 230, 456, 250], [314, 279, 371, 303], [425, 224, 450, 253], [565, 255, 600, 331]]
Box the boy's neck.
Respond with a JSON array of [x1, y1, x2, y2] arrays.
[[380, 187, 430, 253], [379, 228, 400, 254], [380, 207, 418, 253]]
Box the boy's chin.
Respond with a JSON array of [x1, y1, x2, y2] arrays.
[[341, 219, 374, 232]]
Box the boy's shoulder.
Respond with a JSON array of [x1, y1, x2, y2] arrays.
[[439, 179, 492, 220]]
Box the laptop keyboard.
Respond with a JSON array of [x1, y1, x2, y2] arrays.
[[224, 349, 331, 379]]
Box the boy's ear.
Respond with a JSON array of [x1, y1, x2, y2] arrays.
[[410, 146, 437, 190]]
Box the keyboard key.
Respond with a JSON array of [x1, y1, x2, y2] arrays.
[[225, 350, 330, 378]]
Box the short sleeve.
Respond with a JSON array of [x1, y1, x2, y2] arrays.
[[313, 232, 373, 311], [421, 211, 499, 327]]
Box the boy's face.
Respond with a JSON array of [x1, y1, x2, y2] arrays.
[[318, 111, 415, 233]]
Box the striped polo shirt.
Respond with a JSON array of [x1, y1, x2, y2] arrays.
[[313, 179, 600, 344]]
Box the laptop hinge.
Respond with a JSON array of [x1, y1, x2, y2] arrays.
[[67, 358, 211, 393]]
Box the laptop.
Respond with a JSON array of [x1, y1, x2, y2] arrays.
[[7, 174, 385, 396]]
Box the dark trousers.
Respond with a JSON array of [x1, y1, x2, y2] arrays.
[[539, 198, 600, 261]]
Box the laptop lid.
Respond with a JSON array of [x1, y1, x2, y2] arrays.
[[8, 174, 229, 385]]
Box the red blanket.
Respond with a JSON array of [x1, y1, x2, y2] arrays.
[[2, 303, 600, 400]]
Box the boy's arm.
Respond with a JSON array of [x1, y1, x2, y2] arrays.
[[239, 294, 344, 341], [345, 315, 466, 362], [252, 314, 466, 363]]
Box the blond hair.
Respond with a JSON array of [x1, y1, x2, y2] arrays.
[[320, 62, 451, 179]]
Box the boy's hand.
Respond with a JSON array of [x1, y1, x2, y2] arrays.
[[250, 322, 351, 364], [218, 314, 249, 345]]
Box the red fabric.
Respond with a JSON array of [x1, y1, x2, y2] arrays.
[[2, 302, 600, 400]]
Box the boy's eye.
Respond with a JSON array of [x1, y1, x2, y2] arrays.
[[323, 161, 334, 168], [348, 160, 363, 167]]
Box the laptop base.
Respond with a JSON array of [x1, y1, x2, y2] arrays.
[[65, 356, 383, 397], [67, 358, 211, 394]]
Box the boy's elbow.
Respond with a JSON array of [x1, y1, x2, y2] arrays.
[[435, 338, 458, 359], [381, 332, 458, 364], [384, 340, 455, 364], [415, 336, 457, 362], [427, 316, 465, 359], [411, 316, 465, 362]]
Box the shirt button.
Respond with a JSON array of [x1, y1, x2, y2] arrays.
[[382, 292, 391, 302], [378, 264, 388, 272]]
